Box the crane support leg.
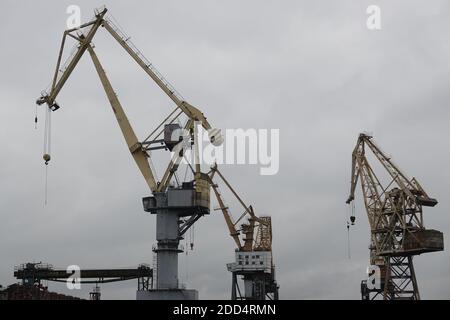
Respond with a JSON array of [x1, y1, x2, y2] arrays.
[[384, 256, 420, 300], [231, 272, 237, 300]]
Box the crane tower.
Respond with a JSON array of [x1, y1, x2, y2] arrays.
[[346, 133, 444, 300], [35, 6, 278, 300]]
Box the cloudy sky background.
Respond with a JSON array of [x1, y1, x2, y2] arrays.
[[1, 0, 449, 299]]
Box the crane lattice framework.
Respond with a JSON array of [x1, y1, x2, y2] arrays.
[[209, 165, 278, 300], [346, 133, 444, 300], [36, 7, 277, 300]]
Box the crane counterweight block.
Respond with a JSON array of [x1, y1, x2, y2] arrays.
[[416, 195, 438, 207]]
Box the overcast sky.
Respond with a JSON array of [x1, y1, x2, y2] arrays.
[[1, 0, 449, 299]]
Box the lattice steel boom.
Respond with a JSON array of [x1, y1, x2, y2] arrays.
[[346, 133, 444, 300]]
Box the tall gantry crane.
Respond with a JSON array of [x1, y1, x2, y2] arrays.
[[36, 6, 277, 300], [346, 133, 444, 300]]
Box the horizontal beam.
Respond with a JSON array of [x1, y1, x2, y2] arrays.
[[14, 267, 152, 281]]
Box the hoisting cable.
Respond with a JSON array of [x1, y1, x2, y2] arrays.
[[173, 171, 180, 187], [185, 238, 189, 284], [191, 224, 195, 251], [183, 161, 189, 182], [43, 106, 52, 205], [43, 106, 52, 164], [34, 105, 38, 129], [346, 201, 354, 259], [43, 165, 49, 206], [182, 153, 196, 176], [190, 224, 195, 251], [351, 200, 356, 225], [347, 221, 351, 259]]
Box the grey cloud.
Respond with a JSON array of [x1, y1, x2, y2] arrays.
[[1, 0, 449, 299]]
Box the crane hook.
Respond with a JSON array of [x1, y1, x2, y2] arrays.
[[43, 153, 51, 165], [350, 201, 356, 225]]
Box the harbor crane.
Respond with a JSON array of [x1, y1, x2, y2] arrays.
[[36, 7, 277, 300], [346, 133, 444, 300], [209, 164, 279, 300]]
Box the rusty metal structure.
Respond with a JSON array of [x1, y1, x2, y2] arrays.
[[11, 262, 153, 300], [209, 165, 278, 300], [14, 262, 152, 287], [346, 133, 444, 300]]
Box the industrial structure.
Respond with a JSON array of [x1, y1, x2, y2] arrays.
[[209, 165, 278, 300], [12, 262, 152, 300], [35, 7, 278, 300], [346, 133, 444, 300]]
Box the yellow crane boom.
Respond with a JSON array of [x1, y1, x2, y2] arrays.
[[87, 45, 157, 191], [36, 7, 214, 194]]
